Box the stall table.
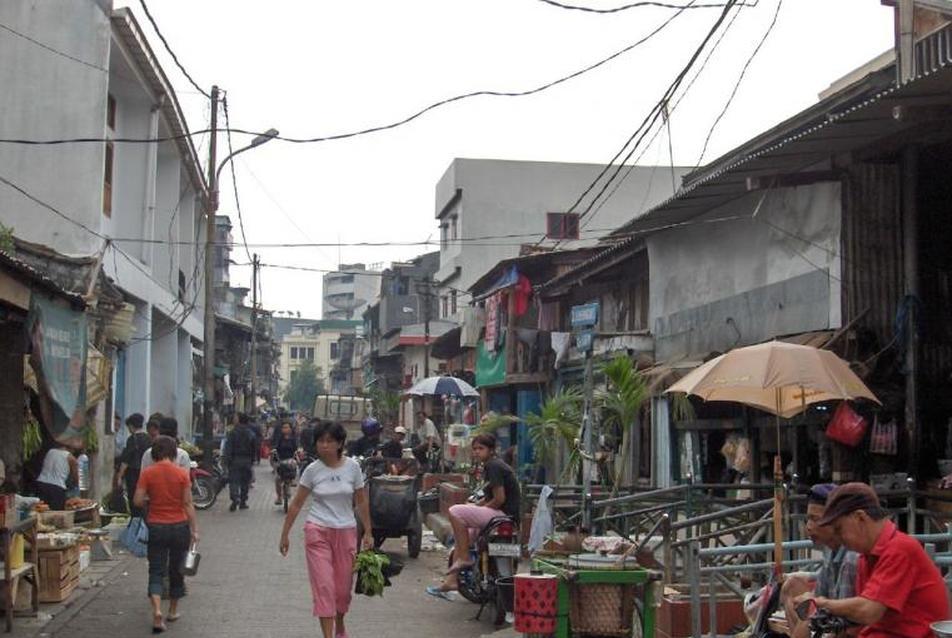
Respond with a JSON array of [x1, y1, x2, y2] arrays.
[[1, 517, 39, 632], [532, 557, 661, 638]]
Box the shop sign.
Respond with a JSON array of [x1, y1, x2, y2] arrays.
[[27, 295, 88, 442], [571, 302, 599, 328], [575, 330, 594, 353]]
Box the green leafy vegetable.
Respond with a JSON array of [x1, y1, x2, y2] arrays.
[[353, 550, 390, 597]]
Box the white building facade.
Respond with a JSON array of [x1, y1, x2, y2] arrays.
[[0, 3, 207, 440], [278, 320, 361, 402], [322, 264, 380, 321]]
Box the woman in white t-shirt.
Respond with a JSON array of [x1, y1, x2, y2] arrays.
[[280, 422, 372, 638], [35, 444, 77, 510]]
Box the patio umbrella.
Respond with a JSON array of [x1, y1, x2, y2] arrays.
[[665, 340, 880, 574], [404, 375, 479, 398]]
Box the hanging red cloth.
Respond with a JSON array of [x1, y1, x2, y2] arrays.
[[514, 274, 532, 316]]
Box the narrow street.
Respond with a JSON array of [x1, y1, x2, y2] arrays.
[[35, 465, 510, 638]]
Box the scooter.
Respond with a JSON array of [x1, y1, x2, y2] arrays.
[[454, 516, 520, 626], [190, 452, 227, 510]]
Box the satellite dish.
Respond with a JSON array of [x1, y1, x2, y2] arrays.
[[326, 296, 368, 320]]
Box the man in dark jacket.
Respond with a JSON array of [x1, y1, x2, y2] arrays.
[[224, 413, 257, 511], [113, 413, 150, 516]]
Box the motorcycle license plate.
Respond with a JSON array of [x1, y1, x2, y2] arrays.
[[488, 542, 520, 558]]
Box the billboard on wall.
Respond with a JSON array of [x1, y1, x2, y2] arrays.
[[27, 295, 88, 445]]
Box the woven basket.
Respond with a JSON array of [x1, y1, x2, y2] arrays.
[[569, 583, 636, 636]]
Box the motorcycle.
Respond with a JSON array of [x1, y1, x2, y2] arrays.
[[454, 515, 520, 626], [271, 451, 298, 513], [190, 451, 227, 510]]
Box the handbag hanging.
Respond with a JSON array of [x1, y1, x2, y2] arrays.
[[826, 402, 869, 448]]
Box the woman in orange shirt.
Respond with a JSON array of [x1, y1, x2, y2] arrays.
[[134, 435, 199, 633]]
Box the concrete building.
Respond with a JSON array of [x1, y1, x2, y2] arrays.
[[278, 320, 361, 402], [322, 264, 380, 320], [362, 252, 440, 394], [0, 2, 206, 494], [433, 159, 688, 322]]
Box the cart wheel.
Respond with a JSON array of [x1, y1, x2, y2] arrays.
[[407, 509, 423, 558]]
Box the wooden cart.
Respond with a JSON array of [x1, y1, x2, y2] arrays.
[[531, 557, 661, 638]]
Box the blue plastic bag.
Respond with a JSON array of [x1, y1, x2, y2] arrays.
[[121, 516, 149, 557]]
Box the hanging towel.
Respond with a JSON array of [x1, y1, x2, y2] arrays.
[[551, 332, 571, 369]]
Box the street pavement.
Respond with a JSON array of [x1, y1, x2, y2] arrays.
[[33, 464, 516, 638]]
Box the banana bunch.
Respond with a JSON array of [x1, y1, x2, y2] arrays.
[[22, 418, 43, 460], [83, 425, 99, 454]]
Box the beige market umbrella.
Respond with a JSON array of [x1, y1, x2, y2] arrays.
[[665, 340, 880, 574]]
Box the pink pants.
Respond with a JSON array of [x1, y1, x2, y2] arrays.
[[449, 503, 506, 539], [304, 523, 357, 617]]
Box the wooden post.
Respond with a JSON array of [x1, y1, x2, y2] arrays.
[[902, 145, 920, 476], [505, 290, 517, 376]]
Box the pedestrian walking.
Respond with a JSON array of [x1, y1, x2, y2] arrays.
[[133, 436, 199, 634], [279, 421, 372, 638], [33, 443, 78, 511], [141, 416, 191, 471], [224, 413, 257, 511], [114, 413, 151, 516]]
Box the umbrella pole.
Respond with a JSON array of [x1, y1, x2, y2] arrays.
[[773, 388, 784, 577]]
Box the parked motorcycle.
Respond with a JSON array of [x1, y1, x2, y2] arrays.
[[190, 451, 227, 510], [454, 515, 520, 626]]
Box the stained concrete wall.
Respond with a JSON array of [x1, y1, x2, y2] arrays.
[[647, 183, 843, 361], [0, 0, 112, 256]]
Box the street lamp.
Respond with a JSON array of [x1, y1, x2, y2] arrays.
[[200, 82, 278, 465]]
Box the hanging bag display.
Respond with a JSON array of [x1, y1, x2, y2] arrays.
[[825, 402, 869, 448]]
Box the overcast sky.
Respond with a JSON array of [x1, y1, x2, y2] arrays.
[[116, 0, 895, 319]]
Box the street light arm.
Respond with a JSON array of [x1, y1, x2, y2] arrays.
[[215, 128, 279, 182]]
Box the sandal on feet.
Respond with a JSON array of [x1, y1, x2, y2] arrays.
[[426, 585, 454, 600], [152, 614, 167, 633], [166, 614, 180, 622]]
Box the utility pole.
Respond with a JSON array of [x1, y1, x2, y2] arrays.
[[422, 276, 431, 378], [201, 85, 220, 465], [249, 253, 259, 416]]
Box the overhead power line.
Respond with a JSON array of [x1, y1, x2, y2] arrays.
[[0, 3, 702, 149], [0, 21, 108, 73], [222, 96, 253, 262], [137, 0, 210, 98], [535, 0, 756, 13], [577, 0, 746, 230], [546, 0, 741, 249], [694, 0, 783, 167]]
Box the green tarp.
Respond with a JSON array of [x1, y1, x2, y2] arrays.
[[475, 339, 505, 387], [28, 295, 88, 444]]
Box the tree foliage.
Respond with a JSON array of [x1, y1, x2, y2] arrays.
[[598, 355, 648, 490], [525, 387, 582, 481], [285, 360, 324, 411], [369, 387, 401, 424]]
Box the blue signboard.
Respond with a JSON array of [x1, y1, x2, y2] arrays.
[[571, 302, 599, 328], [575, 330, 594, 353]]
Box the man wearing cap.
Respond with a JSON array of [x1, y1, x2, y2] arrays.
[[800, 482, 949, 638], [781, 484, 860, 638], [380, 426, 407, 459]]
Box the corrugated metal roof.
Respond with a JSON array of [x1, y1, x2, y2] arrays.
[[0, 249, 86, 307]]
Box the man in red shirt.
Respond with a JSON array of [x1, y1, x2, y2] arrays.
[[801, 482, 949, 638]]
